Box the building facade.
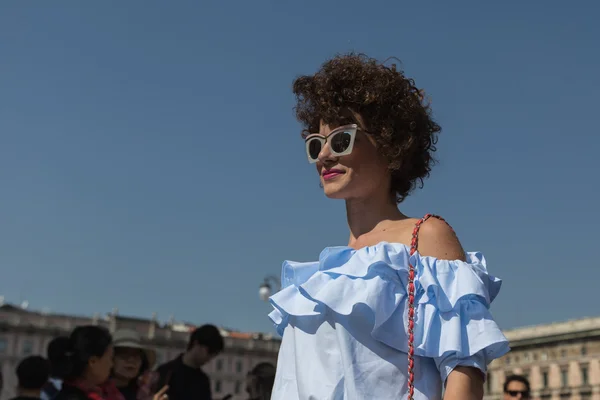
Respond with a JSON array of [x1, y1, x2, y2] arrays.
[[4, 301, 600, 400], [485, 317, 600, 400], [0, 303, 280, 400]]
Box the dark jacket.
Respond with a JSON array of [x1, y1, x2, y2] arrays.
[[10, 396, 42, 400], [154, 355, 212, 400], [40, 379, 62, 400], [53, 385, 88, 400]]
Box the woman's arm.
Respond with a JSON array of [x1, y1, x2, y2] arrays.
[[416, 218, 485, 399], [444, 367, 484, 400]]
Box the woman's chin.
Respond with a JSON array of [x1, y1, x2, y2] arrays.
[[323, 185, 349, 199], [116, 373, 137, 381], [321, 173, 353, 197]]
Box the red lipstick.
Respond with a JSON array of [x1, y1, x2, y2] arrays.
[[322, 169, 345, 181]]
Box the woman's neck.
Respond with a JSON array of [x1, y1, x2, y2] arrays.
[[182, 351, 199, 369], [346, 194, 405, 246], [112, 376, 131, 388], [72, 375, 96, 388]]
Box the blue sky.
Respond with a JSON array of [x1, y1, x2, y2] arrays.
[[1, 1, 599, 334]]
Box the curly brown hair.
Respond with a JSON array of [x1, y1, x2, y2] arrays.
[[292, 53, 441, 203]]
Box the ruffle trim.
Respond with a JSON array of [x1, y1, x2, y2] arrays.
[[269, 242, 509, 360]]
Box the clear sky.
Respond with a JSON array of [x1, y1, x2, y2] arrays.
[[1, 1, 599, 334]]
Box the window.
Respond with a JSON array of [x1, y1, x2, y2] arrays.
[[234, 381, 241, 394], [236, 360, 243, 373], [22, 339, 33, 355], [214, 380, 221, 393], [524, 353, 530, 362], [541, 352, 548, 361], [561, 369, 568, 388], [581, 366, 588, 385], [560, 349, 567, 358], [0, 338, 7, 354], [581, 346, 587, 356], [505, 356, 511, 365], [216, 359, 223, 371], [542, 371, 549, 388]]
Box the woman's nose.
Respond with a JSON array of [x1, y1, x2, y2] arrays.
[[317, 142, 337, 164]]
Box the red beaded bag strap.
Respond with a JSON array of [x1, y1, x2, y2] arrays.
[[406, 213, 453, 400]]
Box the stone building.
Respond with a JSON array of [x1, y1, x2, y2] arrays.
[[485, 317, 600, 400], [0, 303, 279, 400], [4, 300, 600, 400]]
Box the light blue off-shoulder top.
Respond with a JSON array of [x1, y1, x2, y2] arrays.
[[268, 242, 510, 400]]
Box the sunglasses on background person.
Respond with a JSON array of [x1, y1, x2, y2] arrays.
[[304, 124, 361, 163], [505, 389, 530, 399]]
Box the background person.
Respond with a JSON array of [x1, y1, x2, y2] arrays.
[[503, 375, 530, 399], [245, 363, 275, 400], [41, 337, 70, 400], [110, 329, 156, 400], [154, 325, 223, 400], [53, 326, 114, 400], [11, 356, 50, 400]]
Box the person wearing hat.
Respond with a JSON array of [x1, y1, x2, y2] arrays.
[[110, 329, 157, 400]]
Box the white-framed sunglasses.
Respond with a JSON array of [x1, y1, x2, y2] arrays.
[[304, 124, 358, 164]]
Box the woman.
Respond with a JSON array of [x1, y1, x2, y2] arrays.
[[109, 329, 156, 400], [52, 326, 115, 400], [245, 363, 275, 400], [268, 54, 510, 400], [52, 326, 167, 400]]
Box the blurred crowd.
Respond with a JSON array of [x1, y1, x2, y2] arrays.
[[0, 322, 534, 399], [0, 325, 274, 400]]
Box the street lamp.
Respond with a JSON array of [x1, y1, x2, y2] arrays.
[[259, 275, 281, 302]]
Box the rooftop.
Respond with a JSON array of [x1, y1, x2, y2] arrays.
[[0, 302, 279, 341], [503, 316, 600, 342]]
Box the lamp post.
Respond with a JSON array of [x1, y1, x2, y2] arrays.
[[259, 275, 281, 302]]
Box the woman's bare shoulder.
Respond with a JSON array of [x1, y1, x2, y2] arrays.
[[388, 216, 466, 261]]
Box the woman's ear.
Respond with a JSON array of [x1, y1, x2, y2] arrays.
[[88, 355, 100, 370]]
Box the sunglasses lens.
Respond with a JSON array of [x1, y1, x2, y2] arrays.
[[307, 138, 322, 160], [330, 131, 352, 154], [508, 391, 529, 398]]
